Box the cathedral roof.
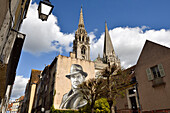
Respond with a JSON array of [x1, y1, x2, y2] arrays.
[[78, 6, 85, 28], [94, 54, 103, 63], [103, 22, 115, 57]]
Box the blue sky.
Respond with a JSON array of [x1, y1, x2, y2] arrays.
[[11, 0, 170, 99]]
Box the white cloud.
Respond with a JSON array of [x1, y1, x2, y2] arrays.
[[21, 3, 74, 55], [11, 76, 29, 99], [20, 3, 170, 69], [91, 26, 170, 68]]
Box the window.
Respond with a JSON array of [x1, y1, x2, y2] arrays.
[[86, 37, 89, 43], [82, 56, 85, 59], [146, 64, 165, 87], [79, 36, 81, 41], [82, 36, 84, 42], [151, 66, 161, 78], [81, 46, 86, 54], [146, 64, 165, 81], [128, 88, 136, 95]]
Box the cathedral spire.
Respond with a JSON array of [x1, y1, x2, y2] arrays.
[[78, 6, 85, 28], [73, 7, 90, 61], [103, 21, 115, 59]]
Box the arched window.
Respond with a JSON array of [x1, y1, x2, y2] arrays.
[[79, 36, 81, 41], [82, 56, 85, 59], [81, 46, 86, 54], [86, 37, 89, 43], [82, 36, 84, 42]]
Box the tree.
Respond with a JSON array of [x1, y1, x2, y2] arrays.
[[79, 78, 105, 113], [79, 64, 132, 113], [99, 64, 131, 113]]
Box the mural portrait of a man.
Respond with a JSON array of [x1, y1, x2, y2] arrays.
[[59, 64, 87, 109]]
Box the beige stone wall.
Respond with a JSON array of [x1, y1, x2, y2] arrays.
[[53, 55, 95, 109], [28, 84, 36, 113], [94, 62, 108, 77]]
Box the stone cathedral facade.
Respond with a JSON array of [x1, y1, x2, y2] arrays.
[[71, 7, 121, 72], [53, 6, 121, 109], [72, 7, 90, 61], [94, 22, 121, 76]]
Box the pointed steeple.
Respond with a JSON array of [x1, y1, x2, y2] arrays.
[[103, 21, 115, 59], [73, 6, 90, 61], [78, 6, 85, 28]]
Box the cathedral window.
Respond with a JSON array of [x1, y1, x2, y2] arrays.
[[79, 36, 81, 41], [81, 46, 86, 54], [82, 56, 85, 59], [86, 37, 89, 43], [82, 36, 84, 42]]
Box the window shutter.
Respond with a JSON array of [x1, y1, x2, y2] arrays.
[[158, 64, 165, 77], [146, 68, 153, 80]]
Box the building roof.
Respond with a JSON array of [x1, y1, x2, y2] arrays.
[[103, 22, 115, 58], [78, 6, 85, 28], [30, 69, 41, 84], [136, 40, 170, 65], [94, 54, 103, 63], [19, 96, 24, 101]]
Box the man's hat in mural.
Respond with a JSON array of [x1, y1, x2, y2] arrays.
[[66, 64, 88, 79]]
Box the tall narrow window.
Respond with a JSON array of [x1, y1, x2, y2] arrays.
[[82, 36, 84, 42], [81, 46, 86, 54], [79, 36, 81, 41], [151, 66, 161, 78]]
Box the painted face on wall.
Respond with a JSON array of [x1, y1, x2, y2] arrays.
[[70, 73, 85, 89]]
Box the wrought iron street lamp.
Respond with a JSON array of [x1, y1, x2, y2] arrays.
[[41, 107, 45, 112], [38, 0, 54, 21]]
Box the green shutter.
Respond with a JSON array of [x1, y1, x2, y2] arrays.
[[158, 64, 165, 77], [146, 68, 153, 81]]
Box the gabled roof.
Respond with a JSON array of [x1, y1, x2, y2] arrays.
[[103, 22, 115, 57], [136, 40, 170, 65]]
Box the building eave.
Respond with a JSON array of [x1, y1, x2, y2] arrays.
[[5, 30, 25, 87], [0, 63, 7, 99]]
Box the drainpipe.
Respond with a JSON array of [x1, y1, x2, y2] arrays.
[[135, 82, 142, 113]]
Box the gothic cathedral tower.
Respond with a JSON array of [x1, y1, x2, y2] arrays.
[[103, 22, 120, 67], [73, 7, 90, 60]]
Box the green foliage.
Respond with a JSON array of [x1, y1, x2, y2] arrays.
[[119, 90, 126, 98], [79, 102, 91, 113], [50, 105, 79, 113], [94, 98, 110, 113], [79, 98, 110, 113]]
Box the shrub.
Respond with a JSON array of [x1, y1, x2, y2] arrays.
[[50, 105, 79, 113], [94, 98, 110, 113], [79, 98, 110, 113]]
